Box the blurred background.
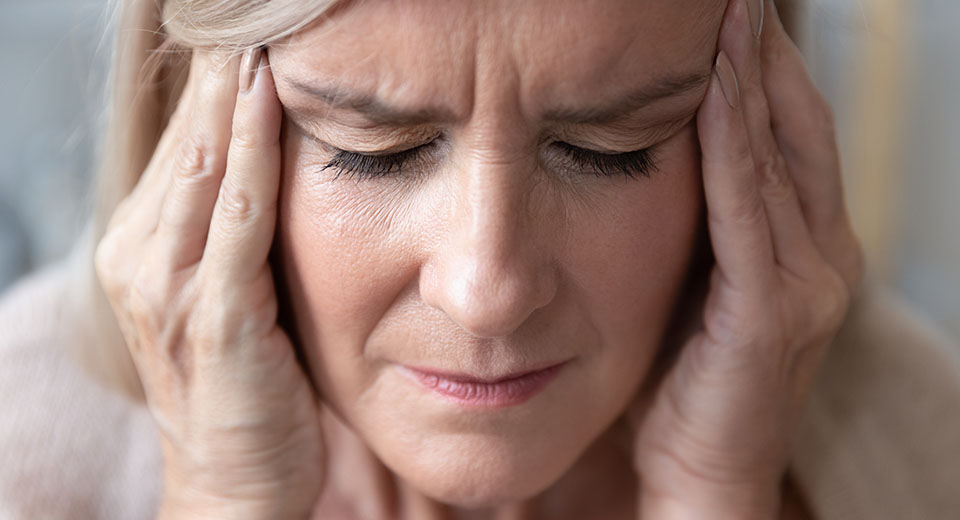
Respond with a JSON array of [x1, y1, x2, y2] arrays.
[[0, 0, 957, 342]]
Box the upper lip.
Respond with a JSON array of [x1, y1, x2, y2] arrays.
[[401, 360, 569, 384]]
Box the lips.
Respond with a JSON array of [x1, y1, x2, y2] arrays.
[[401, 361, 567, 408]]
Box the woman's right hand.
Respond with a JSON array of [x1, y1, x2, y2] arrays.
[[95, 48, 324, 519]]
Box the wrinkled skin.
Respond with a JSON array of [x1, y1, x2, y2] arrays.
[[271, 0, 721, 513]]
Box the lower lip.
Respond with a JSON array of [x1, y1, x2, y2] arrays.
[[401, 363, 566, 408]]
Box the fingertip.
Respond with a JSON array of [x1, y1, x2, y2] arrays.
[[698, 53, 735, 123], [698, 51, 743, 142], [714, 51, 741, 110], [240, 47, 277, 96], [239, 46, 263, 94], [234, 47, 282, 145]]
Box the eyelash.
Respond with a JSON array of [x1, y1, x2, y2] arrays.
[[553, 142, 659, 179], [321, 144, 431, 180], [320, 141, 659, 180]]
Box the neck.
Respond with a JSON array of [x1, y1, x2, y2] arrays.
[[318, 407, 637, 520]]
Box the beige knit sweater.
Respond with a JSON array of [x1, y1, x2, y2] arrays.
[[1, 263, 958, 519]]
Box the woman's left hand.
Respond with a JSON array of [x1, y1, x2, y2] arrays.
[[631, 1, 865, 518]]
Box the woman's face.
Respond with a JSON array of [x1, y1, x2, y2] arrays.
[[271, 0, 724, 507]]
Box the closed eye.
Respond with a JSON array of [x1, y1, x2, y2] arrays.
[[552, 142, 659, 178], [321, 142, 436, 180], [318, 140, 659, 180]]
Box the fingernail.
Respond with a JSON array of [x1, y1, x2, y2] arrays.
[[746, 0, 765, 39], [715, 51, 740, 109], [239, 46, 263, 94]]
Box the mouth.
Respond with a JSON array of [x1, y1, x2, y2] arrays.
[[399, 361, 569, 408]]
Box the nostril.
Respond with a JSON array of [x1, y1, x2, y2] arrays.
[[420, 256, 557, 338]]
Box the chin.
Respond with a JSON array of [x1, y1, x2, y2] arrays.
[[393, 439, 575, 508]]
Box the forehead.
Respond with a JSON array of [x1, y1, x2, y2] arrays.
[[270, 0, 726, 118]]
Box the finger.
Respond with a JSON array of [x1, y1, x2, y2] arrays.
[[697, 50, 777, 295], [760, 1, 863, 289], [95, 75, 203, 331], [201, 48, 283, 285], [155, 50, 241, 268], [118, 55, 203, 226], [759, 2, 845, 237], [107, 81, 195, 237], [718, 0, 822, 276]]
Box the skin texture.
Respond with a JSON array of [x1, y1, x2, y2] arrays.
[[93, 0, 861, 518], [269, 0, 723, 512]]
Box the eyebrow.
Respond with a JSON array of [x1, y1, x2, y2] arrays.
[[283, 70, 711, 126], [284, 79, 458, 125], [544, 71, 711, 124]]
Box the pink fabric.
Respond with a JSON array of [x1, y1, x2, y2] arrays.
[[0, 266, 161, 519], [790, 281, 960, 519]]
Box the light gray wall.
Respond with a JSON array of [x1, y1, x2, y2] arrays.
[[0, 1, 107, 288], [800, 0, 960, 341], [895, 0, 960, 340]]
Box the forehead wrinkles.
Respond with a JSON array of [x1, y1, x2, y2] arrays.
[[507, 0, 724, 114], [274, 0, 725, 122], [275, 0, 479, 118]]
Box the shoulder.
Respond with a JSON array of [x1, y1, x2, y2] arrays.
[[790, 279, 960, 520], [0, 263, 163, 519]]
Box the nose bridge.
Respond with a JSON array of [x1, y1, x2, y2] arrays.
[[421, 151, 557, 338], [459, 154, 529, 265]]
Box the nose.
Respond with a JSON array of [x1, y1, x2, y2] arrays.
[[419, 158, 559, 338]]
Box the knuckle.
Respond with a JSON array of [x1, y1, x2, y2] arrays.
[[756, 151, 793, 198], [216, 180, 260, 224], [126, 265, 194, 357], [704, 295, 776, 350], [826, 267, 853, 316], [94, 234, 117, 280], [823, 225, 867, 295], [805, 268, 851, 341], [95, 232, 129, 296], [174, 133, 225, 186]]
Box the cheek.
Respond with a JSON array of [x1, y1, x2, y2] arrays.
[[275, 134, 423, 412], [576, 127, 703, 312], [562, 125, 703, 394]]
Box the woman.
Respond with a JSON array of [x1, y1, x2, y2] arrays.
[[2, 0, 959, 518]]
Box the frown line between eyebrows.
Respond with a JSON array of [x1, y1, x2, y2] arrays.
[[279, 69, 711, 127]]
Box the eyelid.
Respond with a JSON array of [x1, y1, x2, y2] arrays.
[[338, 138, 437, 157], [283, 108, 441, 153], [551, 109, 697, 152]]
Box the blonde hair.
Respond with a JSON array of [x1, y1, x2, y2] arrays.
[[77, 0, 803, 402]]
